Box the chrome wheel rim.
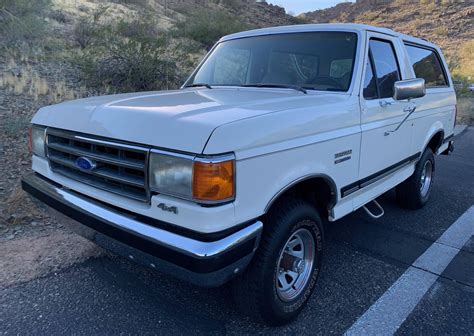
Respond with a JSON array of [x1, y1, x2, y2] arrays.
[[276, 227, 315, 302], [420, 160, 433, 197]]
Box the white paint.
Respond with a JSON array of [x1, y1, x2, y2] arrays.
[[31, 24, 456, 234], [345, 206, 474, 336]]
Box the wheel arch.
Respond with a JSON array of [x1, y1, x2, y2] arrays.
[[264, 174, 338, 219], [423, 125, 445, 155]]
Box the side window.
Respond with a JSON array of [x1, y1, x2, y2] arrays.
[[363, 57, 378, 100], [370, 39, 401, 99], [405, 44, 448, 87]]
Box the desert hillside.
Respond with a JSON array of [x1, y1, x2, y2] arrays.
[[301, 0, 474, 78], [0, 0, 472, 238]]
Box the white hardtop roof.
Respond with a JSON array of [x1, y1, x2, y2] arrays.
[[220, 23, 437, 49]]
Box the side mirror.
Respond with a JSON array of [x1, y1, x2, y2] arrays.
[[393, 78, 426, 101]]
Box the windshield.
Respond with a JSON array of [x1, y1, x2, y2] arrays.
[[187, 32, 358, 92]]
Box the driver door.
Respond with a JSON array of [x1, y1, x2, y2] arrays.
[[358, 33, 415, 193]]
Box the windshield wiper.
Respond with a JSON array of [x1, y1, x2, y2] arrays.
[[183, 83, 213, 89], [240, 84, 307, 94]]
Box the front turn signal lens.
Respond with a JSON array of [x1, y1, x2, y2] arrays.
[[193, 160, 234, 202]]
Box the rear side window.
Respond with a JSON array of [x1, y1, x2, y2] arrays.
[[405, 44, 448, 87], [370, 39, 401, 99]]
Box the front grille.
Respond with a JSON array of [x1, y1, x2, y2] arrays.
[[46, 128, 150, 202]]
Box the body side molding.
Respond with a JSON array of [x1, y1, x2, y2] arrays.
[[341, 152, 421, 198]]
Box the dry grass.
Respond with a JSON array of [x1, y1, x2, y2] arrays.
[[433, 26, 449, 37], [0, 59, 49, 100], [0, 56, 81, 102], [457, 97, 474, 126]]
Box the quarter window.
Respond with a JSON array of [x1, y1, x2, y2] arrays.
[[369, 39, 401, 99], [405, 44, 448, 87]]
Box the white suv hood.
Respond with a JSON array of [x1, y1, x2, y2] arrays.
[[33, 88, 345, 153]]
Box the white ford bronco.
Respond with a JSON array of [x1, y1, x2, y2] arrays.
[[22, 24, 456, 324]]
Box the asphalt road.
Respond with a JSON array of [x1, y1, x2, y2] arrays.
[[1, 129, 473, 335]]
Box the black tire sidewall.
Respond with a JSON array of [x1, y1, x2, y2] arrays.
[[415, 148, 435, 204], [262, 204, 323, 322], [397, 148, 436, 209]]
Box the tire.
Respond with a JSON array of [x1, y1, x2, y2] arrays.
[[232, 197, 324, 325], [397, 148, 435, 209]]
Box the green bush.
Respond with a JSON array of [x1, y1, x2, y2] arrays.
[[109, 0, 149, 6], [174, 8, 253, 50], [0, 0, 50, 16], [73, 6, 108, 49], [0, 0, 50, 48], [74, 15, 191, 93], [79, 38, 185, 92]]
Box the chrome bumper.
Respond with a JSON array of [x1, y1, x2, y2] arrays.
[[21, 173, 262, 286]]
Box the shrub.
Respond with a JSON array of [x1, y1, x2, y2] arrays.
[[0, 0, 50, 16], [49, 10, 70, 24], [79, 37, 186, 92], [0, 0, 50, 49], [221, 0, 241, 10], [174, 8, 253, 50], [73, 6, 108, 49], [73, 13, 192, 93], [109, 0, 149, 6], [115, 17, 161, 40]]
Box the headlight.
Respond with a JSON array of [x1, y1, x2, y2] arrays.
[[149, 151, 193, 199], [149, 150, 235, 204], [29, 125, 46, 157]]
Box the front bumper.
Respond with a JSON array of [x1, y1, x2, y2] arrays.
[[21, 173, 262, 287]]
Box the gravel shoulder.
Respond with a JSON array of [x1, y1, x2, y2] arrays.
[[0, 229, 102, 289]]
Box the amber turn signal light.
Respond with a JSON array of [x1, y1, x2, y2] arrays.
[[193, 160, 234, 202]]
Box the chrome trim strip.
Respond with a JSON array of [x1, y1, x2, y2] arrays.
[[47, 142, 145, 170], [47, 128, 150, 153], [51, 167, 148, 202], [150, 148, 195, 160], [195, 153, 236, 164], [48, 155, 145, 188], [24, 173, 262, 259]]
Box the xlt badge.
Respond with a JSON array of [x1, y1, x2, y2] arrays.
[[334, 149, 352, 164]]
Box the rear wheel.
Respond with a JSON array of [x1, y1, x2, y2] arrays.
[[232, 198, 323, 325], [397, 148, 435, 209]]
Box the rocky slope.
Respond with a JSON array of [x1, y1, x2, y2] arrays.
[[301, 0, 474, 64]]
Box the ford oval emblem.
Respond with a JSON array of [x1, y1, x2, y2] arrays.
[[75, 157, 97, 171]]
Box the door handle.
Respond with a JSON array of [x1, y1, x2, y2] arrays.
[[385, 103, 417, 136], [379, 100, 392, 107]]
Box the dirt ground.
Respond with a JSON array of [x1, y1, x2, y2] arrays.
[[0, 230, 102, 289]]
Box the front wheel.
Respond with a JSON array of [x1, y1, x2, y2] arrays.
[[232, 198, 323, 325], [397, 148, 435, 209]]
